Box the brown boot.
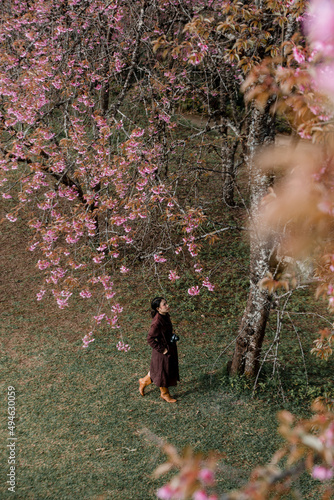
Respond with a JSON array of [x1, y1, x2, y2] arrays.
[[139, 374, 152, 396], [160, 387, 177, 403]]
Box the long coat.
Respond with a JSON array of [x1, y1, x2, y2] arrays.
[[147, 312, 179, 387]]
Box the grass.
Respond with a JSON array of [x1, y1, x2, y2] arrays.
[[0, 329, 280, 499], [1, 198, 334, 499]]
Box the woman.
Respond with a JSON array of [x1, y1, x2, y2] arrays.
[[139, 297, 179, 403]]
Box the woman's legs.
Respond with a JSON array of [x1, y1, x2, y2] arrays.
[[160, 387, 176, 403], [139, 371, 152, 396], [139, 372, 177, 403]]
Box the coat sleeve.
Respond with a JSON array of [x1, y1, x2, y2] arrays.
[[147, 316, 167, 354]]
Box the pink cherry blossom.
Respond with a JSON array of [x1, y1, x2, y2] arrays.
[[305, 0, 334, 96], [82, 331, 95, 348], [28, 242, 39, 251], [131, 127, 145, 137], [307, 0, 334, 56], [37, 260, 51, 270], [315, 65, 334, 95], [99, 275, 112, 288], [156, 485, 173, 500], [154, 253, 167, 263], [202, 278, 215, 292], [56, 297, 71, 309], [292, 46, 305, 64], [93, 254, 105, 264], [168, 270, 180, 282], [112, 303, 123, 314], [189, 52, 204, 65], [318, 200, 332, 214], [187, 242, 198, 257], [6, 214, 17, 222], [198, 468, 215, 485], [312, 465, 334, 481], [36, 289, 46, 301], [94, 313, 106, 324], [116, 340, 130, 352], [158, 113, 170, 123], [107, 315, 120, 329], [193, 491, 209, 500], [116, 119, 123, 129], [97, 244, 107, 252]]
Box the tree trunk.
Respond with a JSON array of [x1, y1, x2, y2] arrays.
[[222, 138, 238, 207], [230, 106, 275, 378], [218, 76, 239, 208]]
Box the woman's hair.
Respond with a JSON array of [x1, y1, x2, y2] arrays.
[[151, 296, 164, 318]]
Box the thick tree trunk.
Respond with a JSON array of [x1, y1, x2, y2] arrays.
[[230, 106, 275, 378], [230, 244, 272, 377]]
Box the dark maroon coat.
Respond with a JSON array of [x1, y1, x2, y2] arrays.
[[147, 312, 179, 387]]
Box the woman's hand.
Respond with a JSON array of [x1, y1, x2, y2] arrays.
[[163, 348, 168, 355]]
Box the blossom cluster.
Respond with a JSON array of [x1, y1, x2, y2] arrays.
[[168, 270, 180, 282], [82, 331, 95, 349], [188, 277, 214, 296], [156, 463, 216, 500], [116, 341, 130, 353]]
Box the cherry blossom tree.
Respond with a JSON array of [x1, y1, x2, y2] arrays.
[[1, 0, 334, 497], [0, 0, 214, 346], [0, 0, 312, 377]]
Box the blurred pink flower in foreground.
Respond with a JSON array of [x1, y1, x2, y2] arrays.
[[315, 65, 334, 95], [188, 286, 200, 296], [198, 468, 215, 485], [312, 465, 333, 480], [157, 485, 173, 499], [311, 422, 334, 480], [306, 0, 334, 94], [307, 0, 334, 56], [193, 491, 208, 500], [193, 490, 217, 500]]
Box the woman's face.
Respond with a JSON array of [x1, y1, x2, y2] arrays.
[[157, 298, 169, 315]]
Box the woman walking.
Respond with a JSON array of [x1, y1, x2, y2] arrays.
[[139, 297, 179, 403]]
